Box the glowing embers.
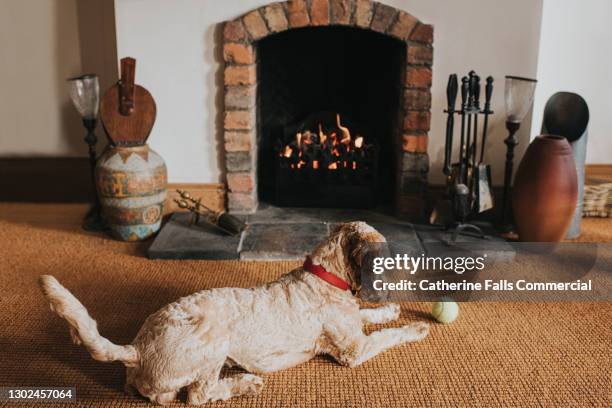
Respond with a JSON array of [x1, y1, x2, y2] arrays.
[[278, 114, 374, 172]]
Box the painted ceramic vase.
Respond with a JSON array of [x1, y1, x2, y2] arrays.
[[512, 135, 577, 242], [95, 144, 167, 241]]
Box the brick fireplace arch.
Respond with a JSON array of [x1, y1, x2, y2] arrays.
[[222, 0, 433, 219]]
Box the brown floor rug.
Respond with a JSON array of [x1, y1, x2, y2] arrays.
[[0, 204, 610, 407]]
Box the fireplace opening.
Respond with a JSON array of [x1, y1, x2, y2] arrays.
[[257, 26, 406, 209], [275, 111, 379, 207]]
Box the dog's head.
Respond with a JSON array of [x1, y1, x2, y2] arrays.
[[310, 221, 387, 299]]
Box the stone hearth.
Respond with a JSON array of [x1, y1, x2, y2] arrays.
[[222, 0, 433, 219], [148, 208, 513, 262]]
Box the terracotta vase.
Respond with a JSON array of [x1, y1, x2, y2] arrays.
[[512, 135, 577, 242], [95, 144, 167, 241]]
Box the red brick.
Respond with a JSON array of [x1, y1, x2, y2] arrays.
[[409, 23, 434, 44], [243, 10, 268, 40], [370, 3, 397, 33], [227, 172, 255, 193], [224, 65, 256, 86], [224, 110, 255, 130], [228, 192, 257, 213], [402, 134, 428, 153], [225, 131, 253, 152], [263, 3, 288, 33], [226, 152, 252, 172], [310, 0, 330, 26], [389, 11, 418, 40], [405, 67, 432, 88], [407, 45, 433, 65], [223, 20, 248, 42], [330, 0, 352, 25], [354, 0, 373, 28], [287, 0, 310, 28], [403, 111, 431, 131], [403, 89, 431, 110], [225, 86, 256, 110], [223, 43, 255, 65]]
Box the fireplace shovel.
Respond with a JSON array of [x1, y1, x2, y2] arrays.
[[430, 74, 459, 225], [473, 77, 494, 213]]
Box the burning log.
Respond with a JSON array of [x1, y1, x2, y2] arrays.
[[318, 124, 327, 145], [336, 113, 351, 145]]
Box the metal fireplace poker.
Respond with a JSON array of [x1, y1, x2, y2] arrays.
[[433, 71, 495, 241]]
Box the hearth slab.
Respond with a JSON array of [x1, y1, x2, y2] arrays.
[[240, 222, 329, 261], [148, 212, 241, 260], [369, 222, 425, 257], [414, 224, 516, 262], [148, 210, 513, 262], [325, 221, 423, 250], [247, 205, 403, 225]]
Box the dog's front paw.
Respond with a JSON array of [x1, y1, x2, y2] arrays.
[[376, 303, 401, 324], [401, 322, 429, 342]]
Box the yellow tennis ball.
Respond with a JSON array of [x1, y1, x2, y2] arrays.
[[431, 298, 459, 323]]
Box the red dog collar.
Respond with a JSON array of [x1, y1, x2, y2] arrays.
[[303, 258, 351, 291]]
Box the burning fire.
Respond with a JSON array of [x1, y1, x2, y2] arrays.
[[278, 114, 369, 171]]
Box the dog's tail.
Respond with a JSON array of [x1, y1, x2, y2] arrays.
[[38, 275, 139, 367]]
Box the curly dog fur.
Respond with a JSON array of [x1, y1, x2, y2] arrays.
[[39, 222, 429, 405]]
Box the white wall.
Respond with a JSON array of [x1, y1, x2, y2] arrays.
[[0, 0, 81, 156], [531, 0, 612, 163], [114, 0, 273, 184], [0, 0, 117, 157], [114, 0, 543, 185]]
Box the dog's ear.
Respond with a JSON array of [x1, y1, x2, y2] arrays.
[[344, 222, 388, 298], [315, 222, 387, 296]]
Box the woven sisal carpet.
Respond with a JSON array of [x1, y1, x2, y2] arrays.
[[0, 204, 610, 407]]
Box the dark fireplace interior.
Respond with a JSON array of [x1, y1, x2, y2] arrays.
[[257, 26, 405, 208]]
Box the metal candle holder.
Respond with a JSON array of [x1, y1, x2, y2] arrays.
[[500, 120, 520, 231], [67, 74, 104, 231], [499, 75, 537, 232]]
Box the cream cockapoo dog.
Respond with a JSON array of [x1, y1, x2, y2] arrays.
[[39, 222, 429, 405]]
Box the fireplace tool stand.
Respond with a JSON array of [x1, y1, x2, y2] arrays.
[[437, 71, 495, 242], [447, 184, 487, 241]]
